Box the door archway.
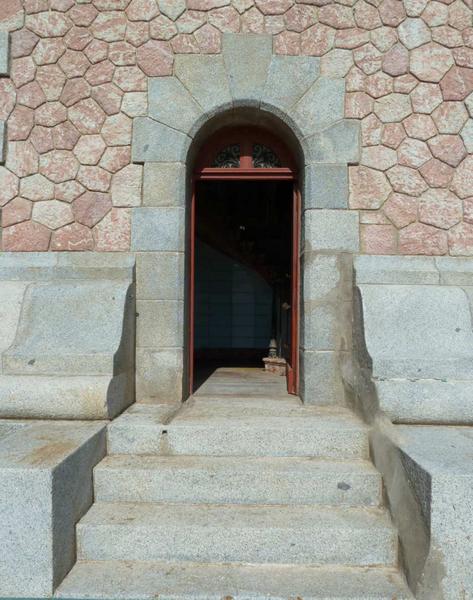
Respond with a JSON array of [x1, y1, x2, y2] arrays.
[[131, 37, 359, 406], [190, 126, 300, 395]]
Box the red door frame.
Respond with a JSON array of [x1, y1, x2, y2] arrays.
[[189, 127, 300, 395]]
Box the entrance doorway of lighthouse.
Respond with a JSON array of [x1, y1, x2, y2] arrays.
[[189, 127, 299, 396]]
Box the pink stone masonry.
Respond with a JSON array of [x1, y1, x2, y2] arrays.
[[0, 0, 472, 254]]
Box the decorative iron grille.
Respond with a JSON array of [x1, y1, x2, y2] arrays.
[[211, 144, 240, 168], [253, 144, 281, 168]]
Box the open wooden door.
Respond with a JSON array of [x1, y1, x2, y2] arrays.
[[189, 126, 300, 396], [286, 185, 300, 395]]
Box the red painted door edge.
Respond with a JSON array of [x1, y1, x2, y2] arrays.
[[188, 182, 196, 396], [287, 184, 301, 395]]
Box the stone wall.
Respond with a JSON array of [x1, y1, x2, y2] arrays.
[[371, 422, 473, 599], [126, 35, 359, 404], [0, 420, 106, 597], [0, 252, 136, 418], [352, 254, 473, 423], [0, 0, 472, 256]]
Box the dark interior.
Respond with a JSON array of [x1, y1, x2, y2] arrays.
[[193, 180, 293, 387]]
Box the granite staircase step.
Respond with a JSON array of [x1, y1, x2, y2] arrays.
[[59, 374, 411, 598], [55, 561, 414, 600], [107, 402, 370, 458], [76, 501, 398, 566], [94, 455, 382, 506]]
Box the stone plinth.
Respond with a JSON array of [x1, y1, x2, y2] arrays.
[[372, 423, 473, 600], [0, 253, 135, 419], [0, 420, 106, 598], [354, 255, 473, 423]]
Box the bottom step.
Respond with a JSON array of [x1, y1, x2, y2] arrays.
[[56, 561, 414, 600]]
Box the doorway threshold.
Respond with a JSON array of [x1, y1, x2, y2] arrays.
[[192, 367, 298, 402]]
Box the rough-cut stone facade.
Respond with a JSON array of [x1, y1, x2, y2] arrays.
[[0, 0, 472, 255]]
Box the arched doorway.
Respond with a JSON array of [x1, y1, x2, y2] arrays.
[[189, 126, 300, 395]]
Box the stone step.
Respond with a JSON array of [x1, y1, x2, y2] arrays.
[[192, 366, 295, 399], [187, 396, 303, 410], [94, 455, 382, 506], [0, 374, 131, 420], [106, 404, 179, 455], [165, 413, 369, 459], [77, 502, 397, 566], [55, 561, 414, 599], [108, 404, 369, 458]]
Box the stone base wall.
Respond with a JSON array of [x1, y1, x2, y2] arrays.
[[351, 254, 473, 423], [300, 251, 354, 406], [372, 420, 473, 599], [0, 252, 135, 419], [0, 420, 106, 597]]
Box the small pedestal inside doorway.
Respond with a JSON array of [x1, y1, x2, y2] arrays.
[[263, 356, 287, 376]]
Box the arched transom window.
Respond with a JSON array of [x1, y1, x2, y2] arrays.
[[195, 126, 296, 180]]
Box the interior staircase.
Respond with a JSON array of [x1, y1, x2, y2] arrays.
[[56, 369, 413, 599]]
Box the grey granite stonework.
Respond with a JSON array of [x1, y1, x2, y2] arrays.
[[307, 120, 361, 164], [262, 55, 321, 112], [131, 33, 359, 404], [175, 54, 232, 113], [223, 34, 273, 104], [353, 255, 473, 424], [132, 35, 361, 168], [304, 164, 348, 209], [136, 252, 184, 301], [0, 31, 9, 76], [300, 350, 346, 406], [350, 255, 473, 599], [132, 117, 191, 163], [292, 77, 345, 136], [360, 284, 473, 380], [0, 31, 9, 164], [304, 210, 360, 254], [3, 29, 473, 600], [0, 253, 135, 419], [148, 77, 203, 134], [143, 162, 186, 207], [135, 347, 184, 405], [0, 120, 5, 164], [0, 421, 106, 597], [56, 370, 415, 600], [135, 250, 186, 403], [372, 422, 473, 600], [301, 253, 353, 404], [131, 207, 185, 252], [136, 300, 184, 348]]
